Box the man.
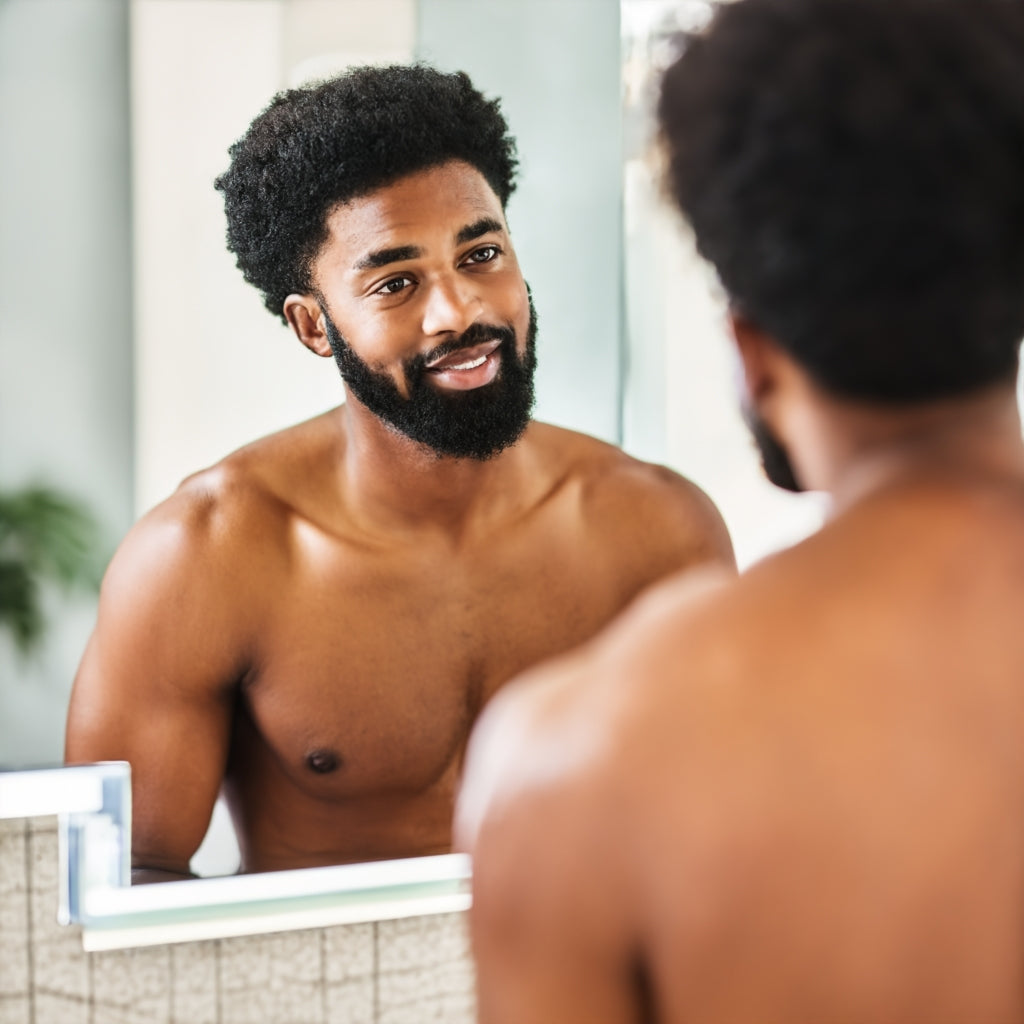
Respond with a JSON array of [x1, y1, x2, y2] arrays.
[[64, 65, 733, 882], [457, 1, 1024, 1020]]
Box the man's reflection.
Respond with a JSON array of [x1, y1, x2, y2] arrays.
[[65, 65, 735, 882]]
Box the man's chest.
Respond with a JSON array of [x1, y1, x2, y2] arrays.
[[238, 539, 631, 794]]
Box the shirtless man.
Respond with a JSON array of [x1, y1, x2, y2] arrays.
[[64, 65, 733, 882], [458, 1, 1024, 1020]]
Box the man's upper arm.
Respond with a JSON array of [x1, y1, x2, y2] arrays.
[[65, 496, 251, 877], [458, 661, 641, 1024], [589, 458, 737, 593], [647, 464, 737, 574]]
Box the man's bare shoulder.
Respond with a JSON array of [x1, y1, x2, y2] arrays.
[[524, 421, 736, 572], [100, 408, 346, 630], [173, 405, 345, 520]]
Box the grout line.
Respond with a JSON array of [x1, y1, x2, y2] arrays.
[[372, 922, 380, 1024], [24, 823, 36, 1024], [87, 945, 95, 1024], [319, 929, 328, 1024], [212, 937, 221, 1024], [168, 941, 176, 1024]]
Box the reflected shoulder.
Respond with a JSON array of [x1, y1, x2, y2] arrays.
[[528, 422, 736, 573], [138, 403, 348, 554]]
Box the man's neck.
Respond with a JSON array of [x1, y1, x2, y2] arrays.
[[332, 398, 543, 540], [806, 383, 1024, 516]]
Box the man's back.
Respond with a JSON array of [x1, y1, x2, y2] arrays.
[[462, 466, 1024, 1023], [67, 407, 732, 876], [634, 473, 1024, 1021], [458, 0, 1024, 1019]]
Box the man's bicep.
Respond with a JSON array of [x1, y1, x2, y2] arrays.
[[461, 673, 639, 1024], [470, 806, 639, 1024], [68, 636, 235, 874], [65, 520, 243, 875]]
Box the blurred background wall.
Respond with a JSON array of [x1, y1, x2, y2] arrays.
[[0, 0, 134, 766]]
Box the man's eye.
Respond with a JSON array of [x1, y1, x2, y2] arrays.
[[466, 245, 499, 265], [376, 276, 413, 296]]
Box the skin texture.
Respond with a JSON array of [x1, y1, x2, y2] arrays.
[[64, 161, 734, 881], [457, 320, 1024, 1023]]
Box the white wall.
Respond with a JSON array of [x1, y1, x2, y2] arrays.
[[0, 0, 134, 765], [418, 0, 625, 444], [132, 0, 417, 515], [623, 159, 827, 569], [621, 0, 826, 568]]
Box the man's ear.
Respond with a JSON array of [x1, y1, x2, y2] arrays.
[[283, 294, 333, 357], [728, 311, 780, 407]]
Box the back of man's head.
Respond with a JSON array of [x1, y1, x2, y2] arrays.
[[659, 0, 1024, 404], [216, 64, 519, 323]]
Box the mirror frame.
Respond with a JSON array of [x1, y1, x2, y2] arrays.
[[0, 763, 470, 952]]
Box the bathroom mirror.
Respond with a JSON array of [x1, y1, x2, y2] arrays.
[[0, 0, 631, 900], [1, 0, 826, 941]]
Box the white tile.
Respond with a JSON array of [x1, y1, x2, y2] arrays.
[[0, 830, 26, 894], [33, 991, 90, 1024], [90, 1004, 169, 1024], [324, 977, 374, 1024], [219, 929, 328, 1024], [28, 822, 88, 1002], [170, 940, 218, 1024], [0, 995, 30, 1024], [0, 834, 29, 998], [90, 945, 172, 1021], [27, 828, 58, 903], [31, 926, 89, 1003], [323, 923, 374, 985], [220, 928, 325, 991], [0, 927, 29, 999], [376, 957, 475, 1024], [220, 980, 324, 1024], [376, 915, 475, 1024], [376, 913, 470, 973]]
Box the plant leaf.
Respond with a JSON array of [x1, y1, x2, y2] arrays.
[[0, 559, 44, 654], [0, 486, 103, 591]]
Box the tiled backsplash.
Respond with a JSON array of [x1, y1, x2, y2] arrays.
[[0, 817, 475, 1024]]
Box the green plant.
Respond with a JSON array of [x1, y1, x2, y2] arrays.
[[0, 485, 103, 655]]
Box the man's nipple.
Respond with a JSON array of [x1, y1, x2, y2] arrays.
[[305, 748, 341, 774]]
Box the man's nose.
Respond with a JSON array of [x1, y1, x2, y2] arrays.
[[420, 275, 480, 337]]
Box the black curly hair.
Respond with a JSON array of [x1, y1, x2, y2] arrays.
[[215, 64, 519, 323], [659, 0, 1024, 403]]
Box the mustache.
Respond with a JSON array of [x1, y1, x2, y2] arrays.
[[412, 322, 516, 372]]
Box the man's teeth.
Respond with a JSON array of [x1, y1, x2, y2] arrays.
[[446, 355, 487, 371]]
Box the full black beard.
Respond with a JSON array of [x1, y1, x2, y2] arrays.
[[741, 401, 804, 493], [321, 296, 538, 460]]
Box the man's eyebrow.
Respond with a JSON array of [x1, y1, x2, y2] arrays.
[[455, 217, 505, 246], [353, 245, 422, 272]]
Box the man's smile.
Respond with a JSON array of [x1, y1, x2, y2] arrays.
[[424, 339, 503, 391]]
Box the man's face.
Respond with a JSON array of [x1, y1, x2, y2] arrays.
[[309, 160, 536, 459]]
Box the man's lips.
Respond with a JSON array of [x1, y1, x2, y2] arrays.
[[423, 338, 503, 391], [424, 338, 502, 372]]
